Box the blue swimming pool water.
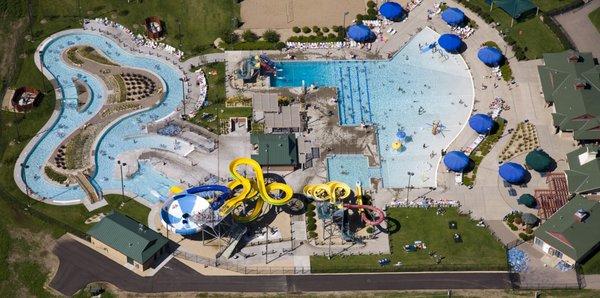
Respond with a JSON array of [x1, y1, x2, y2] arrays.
[[21, 30, 185, 203], [273, 28, 474, 188]]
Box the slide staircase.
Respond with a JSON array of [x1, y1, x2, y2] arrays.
[[216, 224, 247, 259]]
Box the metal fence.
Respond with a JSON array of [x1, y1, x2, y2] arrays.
[[174, 249, 311, 275], [0, 187, 87, 239]]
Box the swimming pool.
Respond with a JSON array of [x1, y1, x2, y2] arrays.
[[20, 30, 187, 204], [273, 27, 474, 188]]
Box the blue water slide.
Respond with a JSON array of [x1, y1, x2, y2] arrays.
[[185, 185, 231, 210]]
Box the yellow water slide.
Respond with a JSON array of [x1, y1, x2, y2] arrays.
[[303, 181, 352, 203], [219, 157, 294, 222]]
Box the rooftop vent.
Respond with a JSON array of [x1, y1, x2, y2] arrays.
[[574, 80, 587, 91], [138, 223, 145, 232], [574, 209, 589, 223], [567, 51, 580, 63]]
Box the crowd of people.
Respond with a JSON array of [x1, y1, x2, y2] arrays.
[[83, 18, 184, 59], [386, 197, 460, 209]]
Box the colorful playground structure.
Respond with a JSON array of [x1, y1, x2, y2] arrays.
[[303, 181, 385, 226], [161, 157, 294, 235], [237, 54, 277, 83]]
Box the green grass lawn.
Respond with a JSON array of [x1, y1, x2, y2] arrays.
[[188, 62, 252, 134], [311, 207, 507, 272], [581, 247, 600, 274], [33, 0, 238, 55], [531, 0, 579, 12], [465, 0, 566, 59], [589, 7, 600, 34]]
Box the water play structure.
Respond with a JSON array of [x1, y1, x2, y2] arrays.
[[303, 181, 385, 226], [161, 157, 294, 235]]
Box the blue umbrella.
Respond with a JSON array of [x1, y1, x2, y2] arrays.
[[443, 151, 470, 172], [396, 130, 407, 140], [478, 46, 504, 66], [441, 7, 465, 26], [469, 114, 495, 134], [379, 2, 405, 21], [438, 33, 463, 53], [347, 24, 375, 42], [499, 162, 527, 184]]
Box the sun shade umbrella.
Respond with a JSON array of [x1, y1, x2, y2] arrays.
[[469, 113, 495, 134], [442, 7, 465, 26], [499, 162, 527, 184], [438, 33, 463, 53], [443, 151, 470, 172], [518, 194, 536, 208], [521, 213, 540, 226], [347, 24, 375, 42], [379, 2, 405, 21], [478, 46, 504, 66], [525, 149, 554, 172], [396, 130, 407, 140]]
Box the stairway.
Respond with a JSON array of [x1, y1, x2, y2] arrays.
[[216, 224, 248, 259]]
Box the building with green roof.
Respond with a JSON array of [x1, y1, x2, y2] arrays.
[[87, 212, 169, 274], [565, 144, 600, 195], [250, 133, 299, 171], [534, 195, 600, 265], [538, 50, 600, 142]]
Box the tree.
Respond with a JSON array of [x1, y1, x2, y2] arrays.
[[220, 30, 239, 44], [262, 29, 280, 43], [367, 0, 376, 8], [312, 26, 320, 33], [302, 26, 311, 34], [292, 26, 301, 33], [322, 27, 330, 33], [367, 8, 377, 17], [242, 29, 258, 42]]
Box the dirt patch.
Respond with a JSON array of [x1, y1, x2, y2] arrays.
[[241, 0, 366, 29], [0, 18, 27, 89]]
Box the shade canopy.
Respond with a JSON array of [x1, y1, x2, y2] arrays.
[[443, 151, 470, 172], [347, 24, 374, 42], [438, 33, 463, 53], [469, 113, 495, 134], [478, 46, 504, 66], [521, 212, 540, 226], [525, 149, 554, 172], [485, 0, 537, 19], [441, 7, 465, 26], [518, 194, 537, 208], [396, 130, 407, 139], [499, 162, 528, 184], [379, 2, 405, 21]]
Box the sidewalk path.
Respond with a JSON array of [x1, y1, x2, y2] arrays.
[[555, 1, 600, 57]]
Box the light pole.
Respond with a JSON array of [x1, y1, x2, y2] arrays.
[[406, 171, 414, 200], [117, 160, 127, 199], [176, 19, 182, 49], [179, 77, 187, 118], [343, 11, 349, 28], [21, 163, 30, 196], [265, 225, 269, 264]]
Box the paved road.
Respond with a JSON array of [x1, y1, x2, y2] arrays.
[[555, 1, 600, 57], [50, 239, 510, 295]]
